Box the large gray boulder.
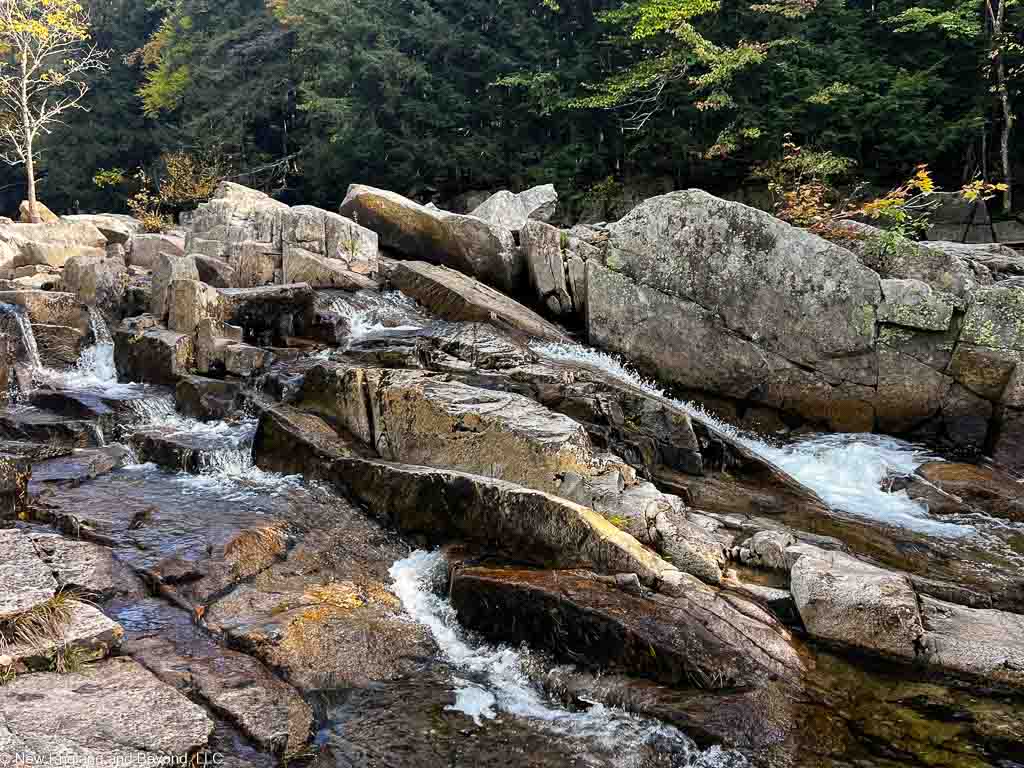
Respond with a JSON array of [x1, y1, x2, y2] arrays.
[[518, 183, 558, 222], [63, 249, 128, 322], [63, 213, 141, 247], [284, 205, 378, 276], [0, 220, 107, 271], [340, 184, 522, 294], [129, 232, 185, 269], [584, 191, 1024, 455], [186, 181, 289, 253], [469, 190, 529, 231], [470, 184, 559, 231], [602, 190, 880, 367]]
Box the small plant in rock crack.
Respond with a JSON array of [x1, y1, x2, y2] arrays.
[[0, 658, 14, 686], [50, 642, 91, 675]]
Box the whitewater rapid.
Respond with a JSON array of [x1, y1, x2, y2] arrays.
[[532, 342, 976, 539]]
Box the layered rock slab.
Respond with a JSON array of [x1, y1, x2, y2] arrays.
[[388, 260, 569, 342], [299, 364, 623, 494], [327, 457, 684, 593], [0, 657, 214, 761]]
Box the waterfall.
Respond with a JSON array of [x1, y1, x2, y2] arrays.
[[322, 290, 427, 349], [0, 302, 42, 372], [76, 308, 117, 383]]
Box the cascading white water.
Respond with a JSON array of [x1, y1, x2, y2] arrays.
[[11, 307, 42, 371], [389, 550, 747, 768], [123, 397, 300, 496], [531, 342, 976, 538], [81, 307, 117, 382], [326, 291, 428, 346]]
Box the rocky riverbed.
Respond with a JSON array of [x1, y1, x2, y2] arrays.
[[1, 184, 1023, 767]]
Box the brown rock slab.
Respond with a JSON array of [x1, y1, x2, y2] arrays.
[[915, 461, 1024, 522]]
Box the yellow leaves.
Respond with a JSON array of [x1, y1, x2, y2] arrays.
[[862, 197, 902, 217], [909, 165, 935, 194], [0, 0, 90, 42], [960, 179, 1008, 202]]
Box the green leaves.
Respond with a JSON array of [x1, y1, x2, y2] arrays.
[[887, 6, 982, 39]]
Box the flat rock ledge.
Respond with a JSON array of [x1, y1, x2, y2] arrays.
[[0, 656, 214, 762]]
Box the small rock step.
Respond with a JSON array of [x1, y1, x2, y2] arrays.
[[252, 403, 366, 481], [130, 424, 253, 474], [127, 625, 312, 758], [0, 405, 101, 448], [29, 444, 132, 487]]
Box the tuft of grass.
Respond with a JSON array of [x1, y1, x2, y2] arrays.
[[0, 591, 75, 652], [0, 662, 14, 686], [606, 514, 629, 530], [50, 642, 90, 675]]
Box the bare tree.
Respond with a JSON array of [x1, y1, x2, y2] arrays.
[[0, 0, 108, 222]]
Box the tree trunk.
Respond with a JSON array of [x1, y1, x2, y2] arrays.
[[24, 142, 38, 224], [999, 78, 1013, 214], [19, 51, 39, 224]]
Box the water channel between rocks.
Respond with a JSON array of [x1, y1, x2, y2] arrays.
[[4, 296, 1024, 768]]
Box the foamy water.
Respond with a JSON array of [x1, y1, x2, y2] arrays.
[[389, 550, 747, 767], [324, 290, 428, 346], [532, 342, 975, 539]]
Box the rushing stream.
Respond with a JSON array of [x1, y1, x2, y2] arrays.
[[389, 550, 746, 768], [8, 287, 1024, 767], [533, 342, 1024, 543]]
